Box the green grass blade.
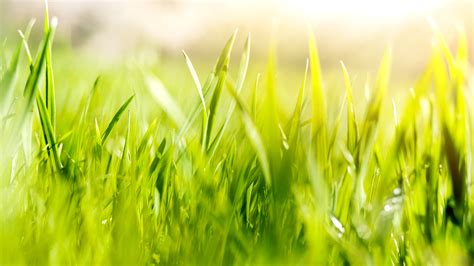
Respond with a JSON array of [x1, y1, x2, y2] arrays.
[[44, 5, 56, 129], [21, 18, 57, 123], [0, 20, 35, 115], [19, 16, 61, 172], [213, 29, 238, 74], [118, 111, 131, 175], [355, 48, 391, 212], [227, 82, 271, 187], [208, 33, 251, 156], [235, 33, 251, 93], [287, 59, 308, 149], [36, 92, 62, 170], [18, 24, 35, 66], [137, 119, 158, 158], [101, 95, 134, 146], [260, 33, 280, 167], [146, 74, 186, 128], [183, 50, 207, 117], [358, 47, 391, 152], [204, 30, 238, 150], [251, 73, 261, 121], [340, 61, 358, 153], [308, 29, 326, 135], [0, 46, 21, 109]]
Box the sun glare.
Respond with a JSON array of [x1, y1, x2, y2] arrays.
[[288, 0, 445, 20]]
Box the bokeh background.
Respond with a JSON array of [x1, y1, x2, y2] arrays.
[[1, 0, 473, 96]]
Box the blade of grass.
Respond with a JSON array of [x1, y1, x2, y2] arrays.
[[146, 74, 186, 128], [360, 48, 391, 209], [0, 20, 35, 116], [260, 31, 281, 170], [287, 59, 308, 150], [44, 3, 56, 129], [21, 19, 62, 172], [340, 61, 358, 153], [118, 111, 131, 175], [208, 33, 251, 157], [227, 82, 271, 187], [101, 95, 134, 146], [308, 29, 326, 136], [36, 92, 62, 170], [203, 30, 238, 150], [137, 119, 158, 158], [251, 73, 261, 121], [183, 51, 207, 117], [20, 18, 57, 124]]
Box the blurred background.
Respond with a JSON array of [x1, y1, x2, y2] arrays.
[[1, 0, 473, 91]]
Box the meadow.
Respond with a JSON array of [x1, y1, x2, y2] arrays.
[[0, 8, 473, 265]]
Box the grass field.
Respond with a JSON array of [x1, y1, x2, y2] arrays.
[[0, 8, 473, 265]]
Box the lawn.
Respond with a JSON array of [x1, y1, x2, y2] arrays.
[[0, 7, 473, 265]]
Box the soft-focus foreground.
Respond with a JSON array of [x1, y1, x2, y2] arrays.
[[0, 9, 473, 265]]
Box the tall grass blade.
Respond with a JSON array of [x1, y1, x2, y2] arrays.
[[44, 4, 56, 129], [36, 92, 62, 170], [183, 51, 207, 117], [227, 83, 271, 186], [0, 20, 35, 116], [208, 33, 251, 157], [288, 59, 308, 150], [204, 30, 237, 150], [340, 61, 358, 152], [21, 18, 57, 124], [146, 75, 186, 128], [261, 32, 280, 168], [101, 95, 134, 146], [308, 30, 326, 136]]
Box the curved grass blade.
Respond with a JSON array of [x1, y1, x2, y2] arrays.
[[251, 73, 261, 121], [101, 95, 134, 146], [177, 75, 216, 141], [183, 50, 207, 117], [146, 74, 186, 128], [21, 18, 57, 124], [208, 33, 251, 157], [213, 29, 238, 74], [118, 111, 131, 175], [277, 60, 309, 197], [340, 61, 358, 153], [308, 29, 326, 135], [36, 92, 62, 170], [357, 47, 391, 159], [20, 20, 62, 172], [44, 4, 56, 128], [137, 119, 158, 158], [204, 30, 238, 150], [287, 59, 308, 150], [359, 48, 391, 208], [260, 32, 281, 166], [0, 20, 35, 116], [227, 82, 271, 187]]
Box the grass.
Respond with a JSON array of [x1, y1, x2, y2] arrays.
[[0, 8, 473, 265]]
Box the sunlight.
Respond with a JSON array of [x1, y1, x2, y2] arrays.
[[288, 0, 445, 20]]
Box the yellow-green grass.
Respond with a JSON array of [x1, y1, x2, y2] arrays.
[[0, 10, 473, 265]]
